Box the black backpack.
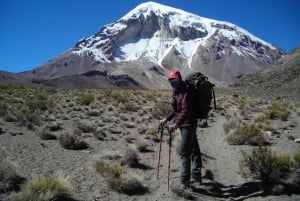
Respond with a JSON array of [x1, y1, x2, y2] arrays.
[[184, 72, 216, 120]]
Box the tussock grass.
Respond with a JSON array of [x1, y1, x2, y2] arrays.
[[121, 145, 140, 167], [223, 113, 242, 134], [152, 101, 170, 119], [10, 174, 70, 201], [37, 127, 57, 140], [240, 146, 293, 184], [263, 102, 290, 121], [58, 132, 89, 150], [76, 120, 96, 133], [77, 93, 94, 105], [93, 159, 148, 195], [0, 147, 25, 193], [226, 123, 266, 145], [293, 151, 300, 167]]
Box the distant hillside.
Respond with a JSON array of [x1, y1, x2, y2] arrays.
[[233, 45, 300, 100]]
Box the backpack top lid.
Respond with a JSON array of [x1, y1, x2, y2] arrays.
[[184, 72, 208, 86]]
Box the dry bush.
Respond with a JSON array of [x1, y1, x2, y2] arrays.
[[293, 151, 300, 168], [93, 159, 148, 195], [47, 121, 63, 131], [58, 132, 89, 150], [136, 137, 150, 152], [0, 147, 25, 193], [0, 100, 8, 116], [93, 159, 122, 179], [121, 145, 140, 167], [263, 102, 290, 121], [93, 128, 107, 141], [226, 123, 266, 145], [87, 109, 101, 117], [223, 113, 242, 134], [37, 127, 57, 140], [77, 93, 94, 105], [76, 120, 96, 133], [152, 101, 170, 119], [239, 146, 293, 184], [10, 174, 70, 201]]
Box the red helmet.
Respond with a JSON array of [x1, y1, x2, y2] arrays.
[[167, 70, 181, 80]]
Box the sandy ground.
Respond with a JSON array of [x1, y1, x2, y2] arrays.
[[0, 92, 300, 201]]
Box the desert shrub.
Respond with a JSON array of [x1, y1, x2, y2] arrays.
[[110, 90, 130, 104], [226, 124, 265, 145], [236, 97, 248, 110], [58, 132, 88, 150], [47, 121, 63, 131], [263, 102, 290, 121], [37, 127, 57, 140], [239, 146, 293, 184], [76, 120, 96, 133], [118, 102, 140, 112], [93, 159, 148, 195], [93, 128, 107, 141], [0, 100, 8, 116], [152, 101, 169, 119], [87, 109, 101, 117], [14, 106, 40, 128], [77, 93, 94, 105], [136, 138, 149, 152], [223, 113, 242, 134], [146, 126, 157, 135], [93, 159, 122, 179], [0, 148, 25, 193], [11, 174, 70, 201], [121, 145, 140, 167], [293, 151, 300, 167], [24, 99, 53, 111]]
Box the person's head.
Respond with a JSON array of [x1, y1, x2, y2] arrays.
[[168, 70, 182, 89]]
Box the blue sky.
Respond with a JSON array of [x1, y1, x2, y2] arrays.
[[1, 0, 299, 73]]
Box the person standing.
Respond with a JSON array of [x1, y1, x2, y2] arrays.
[[160, 70, 202, 189]]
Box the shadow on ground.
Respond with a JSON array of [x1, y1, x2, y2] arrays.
[[190, 178, 300, 201]]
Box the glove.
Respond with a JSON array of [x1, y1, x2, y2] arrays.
[[168, 124, 177, 133], [160, 118, 167, 127]]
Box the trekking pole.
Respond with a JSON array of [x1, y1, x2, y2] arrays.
[[157, 124, 164, 180], [167, 128, 172, 191]]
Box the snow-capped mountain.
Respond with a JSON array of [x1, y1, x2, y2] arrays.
[[23, 1, 285, 89]]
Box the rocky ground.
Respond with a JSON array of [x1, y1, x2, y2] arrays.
[[0, 86, 299, 201]]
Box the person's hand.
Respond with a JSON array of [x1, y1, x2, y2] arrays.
[[168, 124, 177, 133], [159, 118, 167, 127]]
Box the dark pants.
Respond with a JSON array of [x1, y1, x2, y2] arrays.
[[179, 125, 202, 183]]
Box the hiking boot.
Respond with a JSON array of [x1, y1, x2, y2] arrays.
[[180, 181, 190, 189], [192, 174, 202, 184]]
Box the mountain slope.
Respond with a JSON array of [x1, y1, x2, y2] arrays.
[[20, 1, 284, 88], [233, 45, 300, 100]]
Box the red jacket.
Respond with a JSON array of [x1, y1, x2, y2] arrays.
[[165, 84, 197, 128]]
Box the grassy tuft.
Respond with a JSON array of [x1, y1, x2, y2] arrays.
[[226, 124, 265, 145], [11, 174, 70, 201], [58, 132, 89, 150], [239, 146, 293, 184]]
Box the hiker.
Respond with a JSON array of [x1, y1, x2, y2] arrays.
[[160, 70, 202, 189]]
